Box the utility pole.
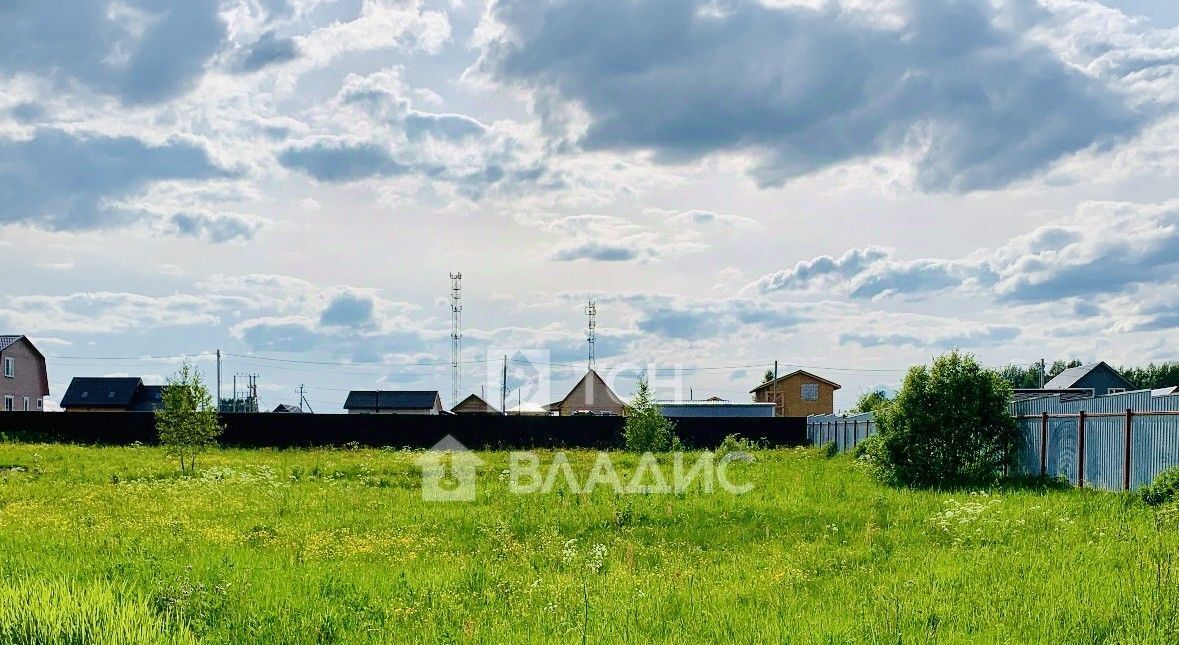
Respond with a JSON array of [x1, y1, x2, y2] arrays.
[[216, 349, 222, 411], [232, 375, 238, 413], [501, 354, 508, 415], [450, 272, 463, 408], [585, 300, 597, 372], [1039, 358, 1046, 388], [774, 360, 780, 417], [299, 384, 314, 413]]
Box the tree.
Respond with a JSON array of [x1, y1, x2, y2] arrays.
[[1048, 359, 1082, 380], [155, 362, 222, 472], [849, 389, 891, 415], [762, 369, 775, 384], [623, 375, 680, 452], [863, 350, 1017, 487]]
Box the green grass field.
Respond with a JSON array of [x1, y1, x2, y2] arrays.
[[0, 443, 1176, 644]]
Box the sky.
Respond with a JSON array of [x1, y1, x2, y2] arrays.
[[2, 0, 1178, 412]]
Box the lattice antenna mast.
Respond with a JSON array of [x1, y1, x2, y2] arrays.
[[585, 300, 597, 371], [450, 272, 463, 406]]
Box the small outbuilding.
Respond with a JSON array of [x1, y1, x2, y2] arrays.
[[750, 370, 840, 417], [343, 390, 444, 414], [546, 369, 626, 416], [451, 394, 500, 415]]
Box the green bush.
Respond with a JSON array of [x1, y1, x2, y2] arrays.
[[716, 434, 762, 459], [820, 441, 838, 459], [623, 375, 680, 452], [1141, 466, 1179, 506], [862, 350, 1018, 487]]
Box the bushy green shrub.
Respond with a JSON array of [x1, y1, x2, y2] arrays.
[[716, 434, 762, 459], [820, 441, 838, 459], [623, 376, 680, 452], [1141, 466, 1179, 506], [862, 350, 1018, 487]]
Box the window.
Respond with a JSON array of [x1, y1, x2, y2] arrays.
[[2, 357, 13, 378], [36, 399, 42, 409], [1107, 388, 1126, 395], [3, 396, 12, 412], [23, 397, 29, 411], [801, 383, 820, 401]]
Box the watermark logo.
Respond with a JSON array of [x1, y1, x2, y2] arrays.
[[487, 348, 551, 412], [417, 446, 753, 502], [415, 435, 484, 502]]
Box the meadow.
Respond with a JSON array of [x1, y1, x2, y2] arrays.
[[0, 442, 1176, 644]]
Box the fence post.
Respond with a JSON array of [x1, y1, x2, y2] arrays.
[[1124, 409, 1133, 491], [853, 420, 858, 447], [1078, 411, 1086, 489], [1040, 412, 1048, 477]]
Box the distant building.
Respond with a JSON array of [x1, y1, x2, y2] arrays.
[[451, 394, 500, 415], [343, 390, 444, 415], [0, 335, 49, 412], [546, 369, 626, 416], [750, 370, 840, 417], [656, 400, 776, 418], [1042, 362, 1136, 397], [60, 377, 164, 412], [272, 404, 305, 413]]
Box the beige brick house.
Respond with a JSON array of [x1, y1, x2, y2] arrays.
[[750, 370, 840, 417]]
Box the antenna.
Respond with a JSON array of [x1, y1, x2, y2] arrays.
[[450, 272, 463, 407], [585, 300, 597, 371]]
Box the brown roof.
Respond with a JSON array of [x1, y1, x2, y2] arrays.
[[750, 369, 841, 393], [452, 393, 500, 414], [547, 369, 625, 412]]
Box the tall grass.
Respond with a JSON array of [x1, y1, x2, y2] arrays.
[[0, 443, 1176, 642]]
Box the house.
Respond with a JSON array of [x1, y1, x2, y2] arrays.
[[60, 377, 165, 412], [0, 335, 49, 412], [272, 404, 305, 413], [1042, 362, 1136, 397], [546, 369, 626, 416], [656, 400, 776, 418], [451, 394, 500, 415], [750, 370, 840, 417], [343, 390, 444, 414]]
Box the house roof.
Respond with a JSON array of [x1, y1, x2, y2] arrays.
[[750, 370, 842, 393], [272, 403, 305, 413], [343, 390, 441, 410], [129, 385, 165, 412], [452, 393, 499, 413], [0, 335, 23, 352], [1043, 362, 1134, 390], [547, 369, 625, 411], [60, 377, 144, 408]]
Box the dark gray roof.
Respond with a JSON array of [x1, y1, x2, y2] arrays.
[[0, 335, 23, 352], [60, 377, 144, 408], [272, 404, 304, 413], [1044, 362, 1133, 390], [129, 385, 165, 412], [344, 390, 440, 410]]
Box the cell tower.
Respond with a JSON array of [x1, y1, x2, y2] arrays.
[[585, 300, 597, 371], [450, 272, 463, 406]]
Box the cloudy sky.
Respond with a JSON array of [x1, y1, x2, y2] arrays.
[[3, 0, 1178, 411]]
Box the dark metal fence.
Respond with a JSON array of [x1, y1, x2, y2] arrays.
[[0, 412, 807, 450]]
